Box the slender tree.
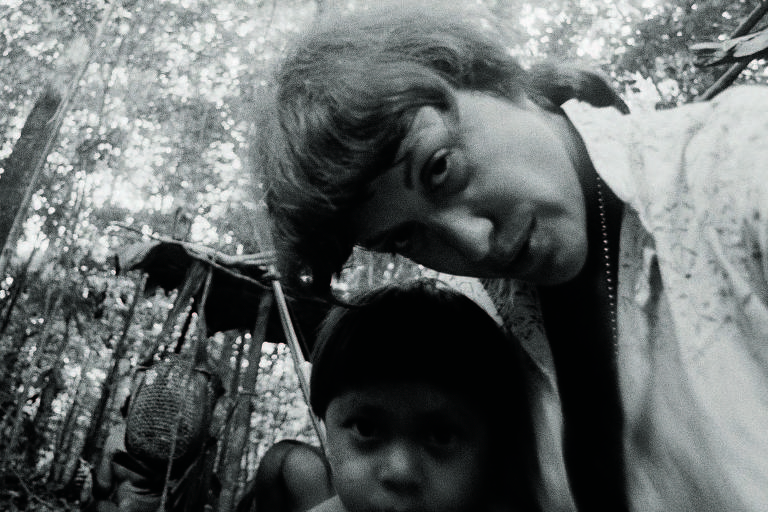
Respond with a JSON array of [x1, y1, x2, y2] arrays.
[[0, 87, 61, 258], [218, 293, 272, 512]]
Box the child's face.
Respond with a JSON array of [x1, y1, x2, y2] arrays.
[[353, 90, 588, 285], [323, 381, 490, 512]]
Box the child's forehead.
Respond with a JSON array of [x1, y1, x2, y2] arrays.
[[331, 380, 480, 417]]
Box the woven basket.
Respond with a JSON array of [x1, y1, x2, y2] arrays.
[[125, 356, 215, 468]]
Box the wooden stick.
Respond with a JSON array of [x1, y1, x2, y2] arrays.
[[699, 0, 768, 100], [271, 277, 326, 451]]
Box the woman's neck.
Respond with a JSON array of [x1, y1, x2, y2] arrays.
[[537, 107, 629, 511], [546, 107, 621, 280]]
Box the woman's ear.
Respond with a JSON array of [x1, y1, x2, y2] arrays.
[[528, 62, 630, 114]]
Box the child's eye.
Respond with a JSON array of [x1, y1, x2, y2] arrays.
[[420, 148, 452, 191], [349, 418, 381, 440], [424, 425, 459, 449]]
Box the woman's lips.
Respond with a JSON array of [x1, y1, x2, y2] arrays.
[[500, 218, 535, 273]]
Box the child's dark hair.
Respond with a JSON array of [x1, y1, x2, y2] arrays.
[[258, 3, 627, 298], [310, 278, 541, 510]]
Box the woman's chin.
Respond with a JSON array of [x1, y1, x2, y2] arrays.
[[533, 248, 588, 286]]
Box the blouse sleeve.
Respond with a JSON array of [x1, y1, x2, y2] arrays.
[[688, 86, 768, 365]]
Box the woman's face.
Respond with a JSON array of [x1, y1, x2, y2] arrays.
[[353, 90, 588, 285]]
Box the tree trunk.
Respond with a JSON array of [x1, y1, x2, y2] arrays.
[[140, 261, 206, 362], [48, 348, 94, 487], [0, 244, 39, 335], [2, 291, 63, 473], [0, 276, 54, 410], [28, 315, 70, 470], [217, 293, 272, 512], [0, 87, 62, 256], [80, 275, 142, 463], [217, 331, 240, 392], [0, 329, 37, 406], [28, 363, 66, 471], [58, 380, 101, 491], [215, 336, 245, 474], [0, 0, 119, 277]]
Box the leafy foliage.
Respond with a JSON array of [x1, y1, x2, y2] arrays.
[[0, 0, 766, 509]]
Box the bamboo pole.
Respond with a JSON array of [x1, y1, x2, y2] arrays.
[[158, 265, 213, 511], [270, 278, 326, 451], [699, 0, 768, 100]]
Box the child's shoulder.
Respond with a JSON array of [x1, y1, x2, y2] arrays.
[[307, 496, 347, 512], [281, 444, 329, 491]]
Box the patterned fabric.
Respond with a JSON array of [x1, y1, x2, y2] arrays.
[[567, 86, 768, 512]]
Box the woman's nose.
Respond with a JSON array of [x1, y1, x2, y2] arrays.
[[429, 208, 492, 262], [379, 441, 422, 493]]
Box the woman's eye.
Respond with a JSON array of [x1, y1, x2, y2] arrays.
[[421, 148, 452, 191], [388, 225, 416, 253]]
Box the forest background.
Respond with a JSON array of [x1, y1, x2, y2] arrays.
[[0, 0, 766, 510]]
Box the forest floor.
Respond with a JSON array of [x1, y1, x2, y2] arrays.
[[0, 474, 85, 512]]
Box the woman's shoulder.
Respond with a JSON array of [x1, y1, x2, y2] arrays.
[[708, 84, 768, 111], [685, 85, 768, 186], [690, 85, 768, 145]]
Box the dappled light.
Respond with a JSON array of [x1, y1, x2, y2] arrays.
[[1, 0, 767, 510]]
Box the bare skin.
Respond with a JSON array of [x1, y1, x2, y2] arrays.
[[321, 382, 492, 512]]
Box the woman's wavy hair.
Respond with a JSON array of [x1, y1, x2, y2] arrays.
[[258, 3, 627, 298]]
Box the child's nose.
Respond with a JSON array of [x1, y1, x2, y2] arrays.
[[430, 209, 492, 262], [379, 441, 422, 492]]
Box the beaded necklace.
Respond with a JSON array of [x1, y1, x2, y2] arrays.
[[596, 175, 619, 352]]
